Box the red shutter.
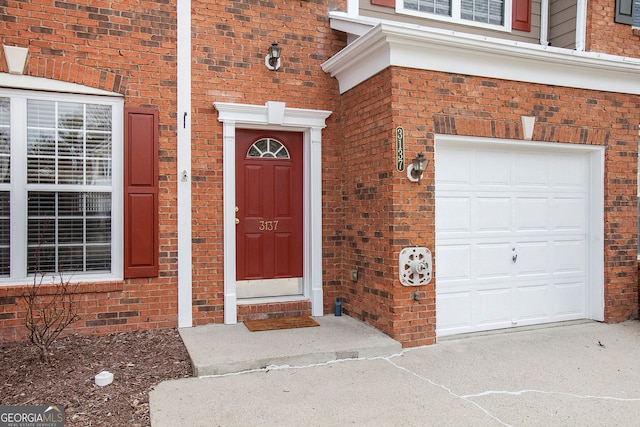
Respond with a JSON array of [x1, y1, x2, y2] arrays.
[[124, 107, 159, 278], [371, 0, 395, 7], [512, 0, 532, 31]]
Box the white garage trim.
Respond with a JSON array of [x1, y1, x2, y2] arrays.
[[435, 135, 604, 337]]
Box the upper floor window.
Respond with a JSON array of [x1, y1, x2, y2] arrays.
[[399, 0, 510, 30], [0, 88, 123, 283]]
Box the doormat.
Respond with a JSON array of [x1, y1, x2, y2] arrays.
[[244, 316, 320, 332]]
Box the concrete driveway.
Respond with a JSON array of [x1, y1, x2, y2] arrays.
[[150, 320, 640, 426]]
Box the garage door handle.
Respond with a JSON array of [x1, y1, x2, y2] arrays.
[[512, 254, 518, 263]]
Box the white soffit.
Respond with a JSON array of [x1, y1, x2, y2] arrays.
[[322, 12, 640, 95]]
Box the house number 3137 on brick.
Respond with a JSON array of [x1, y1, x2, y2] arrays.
[[259, 220, 279, 231]]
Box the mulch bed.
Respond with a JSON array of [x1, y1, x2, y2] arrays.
[[0, 328, 192, 427]]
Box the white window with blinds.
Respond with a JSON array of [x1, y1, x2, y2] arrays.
[[0, 88, 123, 284], [399, 0, 511, 30]]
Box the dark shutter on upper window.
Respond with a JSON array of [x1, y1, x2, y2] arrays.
[[124, 107, 159, 279], [512, 0, 532, 31], [616, 0, 634, 24]]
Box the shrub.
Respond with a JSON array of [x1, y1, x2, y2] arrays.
[[22, 272, 80, 362]]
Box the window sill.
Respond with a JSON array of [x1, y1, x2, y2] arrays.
[[0, 278, 124, 294]]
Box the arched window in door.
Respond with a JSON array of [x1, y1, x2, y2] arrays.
[[247, 138, 290, 159]]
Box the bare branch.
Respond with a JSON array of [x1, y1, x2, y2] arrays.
[[22, 271, 81, 363]]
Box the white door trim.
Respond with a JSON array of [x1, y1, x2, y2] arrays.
[[215, 101, 332, 323], [435, 135, 605, 335]]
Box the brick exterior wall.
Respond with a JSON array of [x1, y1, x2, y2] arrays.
[[586, 0, 640, 56], [0, 0, 179, 341], [188, 0, 346, 324], [237, 301, 312, 322], [341, 67, 639, 347], [339, 69, 437, 346], [0, 0, 347, 341], [0, 0, 638, 346]]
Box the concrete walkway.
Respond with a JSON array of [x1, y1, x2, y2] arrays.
[[151, 319, 640, 426], [178, 316, 403, 376]]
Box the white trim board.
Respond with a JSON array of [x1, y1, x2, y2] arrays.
[[0, 73, 123, 96], [214, 101, 331, 323], [177, 0, 192, 328], [322, 12, 640, 94]]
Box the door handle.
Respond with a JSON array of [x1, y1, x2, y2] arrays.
[[235, 218, 240, 225], [512, 254, 518, 263]]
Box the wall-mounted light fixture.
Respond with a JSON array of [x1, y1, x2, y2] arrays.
[[265, 42, 281, 71], [406, 152, 428, 183]]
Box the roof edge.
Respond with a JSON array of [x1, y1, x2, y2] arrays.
[[322, 14, 640, 95]]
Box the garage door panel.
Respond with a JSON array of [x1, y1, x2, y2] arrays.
[[554, 197, 587, 231], [516, 241, 550, 276], [436, 197, 471, 234], [437, 292, 472, 331], [436, 143, 589, 337], [477, 197, 511, 232], [437, 148, 472, 186], [516, 284, 551, 321], [554, 281, 586, 317], [553, 240, 586, 273], [478, 150, 510, 187], [477, 288, 512, 326], [477, 243, 511, 278], [552, 154, 588, 189], [435, 245, 471, 281], [516, 152, 549, 187], [516, 197, 549, 232]]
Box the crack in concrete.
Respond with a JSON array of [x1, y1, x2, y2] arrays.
[[201, 353, 512, 426], [196, 354, 392, 379], [195, 349, 640, 427], [383, 357, 512, 427], [461, 389, 640, 401]]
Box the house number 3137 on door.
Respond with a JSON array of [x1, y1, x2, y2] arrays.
[[259, 220, 279, 231]]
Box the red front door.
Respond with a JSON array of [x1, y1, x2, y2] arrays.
[[235, 129, 303, 281]]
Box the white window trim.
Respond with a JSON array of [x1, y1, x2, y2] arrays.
[[0, 73, 123, 96], [0, 87, 123, 285], [397, 0, 513, 32]]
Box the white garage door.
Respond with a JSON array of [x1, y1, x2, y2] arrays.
[[435, 140, 593, 337]]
